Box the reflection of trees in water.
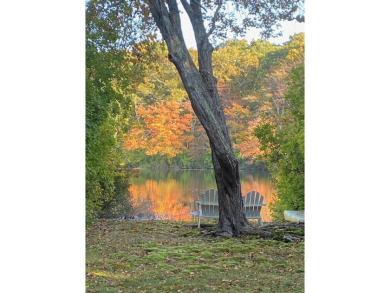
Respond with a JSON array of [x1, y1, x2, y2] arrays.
[[129, 180, 192, 221], [129, 170, 274, 222], [241, 180, 275, 222]]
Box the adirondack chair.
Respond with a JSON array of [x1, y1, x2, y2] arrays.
[[195, 189, 266, 228]]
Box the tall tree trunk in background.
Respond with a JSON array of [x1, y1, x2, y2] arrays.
[[148, 0, 252, 236]]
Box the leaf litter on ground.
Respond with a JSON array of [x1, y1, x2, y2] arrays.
[[86, 219, 304, 292]]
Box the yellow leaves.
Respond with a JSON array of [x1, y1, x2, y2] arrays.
[[285, 33, 305, 65], [136, 82, 153, 95], [213, 40, 260, 82], [126, 42, 187, 103], [168, 87, 188, 101], [286, 47, 304, 64], [225, 102, 251, 118]]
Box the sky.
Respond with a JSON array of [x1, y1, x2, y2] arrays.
[[247, 20, 305, 45]]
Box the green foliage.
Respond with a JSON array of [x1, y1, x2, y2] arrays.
[[170, 152, 193, 169], [198, 151, 213, 169], [86, 0, 156, 51], [86, 53, 132, 224], [255, 122, 280, 167], [86, 3, 142, 225], [255, 66, 304, 219], [124, 149, 213, 170]]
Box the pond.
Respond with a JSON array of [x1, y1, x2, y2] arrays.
[[128, 169, 275, 223]]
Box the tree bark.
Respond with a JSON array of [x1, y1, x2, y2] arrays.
[[148, 0, 253, 236]]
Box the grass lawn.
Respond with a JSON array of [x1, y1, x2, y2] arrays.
[[86, 220, 304, 292]]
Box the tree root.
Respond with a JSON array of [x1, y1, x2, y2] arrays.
[[199, 222, 304, 242], [205, 229, 234, 238]]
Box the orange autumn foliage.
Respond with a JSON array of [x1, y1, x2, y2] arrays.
[[224, 102, 263, 161], [125, 101, 194, 157], [235, 117, 263, 161]]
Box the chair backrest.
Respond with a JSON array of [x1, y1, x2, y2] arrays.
[[201, 189, 264, 206], [242, 191, 265, 207], [200, 189, 219, 217], [200, 189, 265, 219], [200, 188, 218, 204], [243, 191, 265, 218]]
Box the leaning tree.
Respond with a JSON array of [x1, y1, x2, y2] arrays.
[[146, 0, 304, 237], [87, 0, 304, 236]]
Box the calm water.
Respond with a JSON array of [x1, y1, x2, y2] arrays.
[[128, 169, 275, 222]]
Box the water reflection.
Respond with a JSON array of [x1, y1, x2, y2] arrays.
[[129, 169, 275, 222]]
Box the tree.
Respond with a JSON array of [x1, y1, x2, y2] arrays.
[[146, 0, 304, 236], [86, 42, 132, 224], [85, 0, 156, 224], [255, 65, 304, 219]]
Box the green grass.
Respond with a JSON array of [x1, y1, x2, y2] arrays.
[[86, 220, 304, 292]]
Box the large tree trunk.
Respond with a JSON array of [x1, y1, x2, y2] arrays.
[[148, 0, 253, 236]]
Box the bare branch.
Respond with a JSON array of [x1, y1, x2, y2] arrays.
[[207, 0, 223, 37], [150, 73, 165, 85]]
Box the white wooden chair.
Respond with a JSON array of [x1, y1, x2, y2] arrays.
[[195, 189, 266, 228]]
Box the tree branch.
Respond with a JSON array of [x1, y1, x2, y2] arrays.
[[206, 0, 223, 37], [180, 0, 193, 15], [148, 0, 173, 39], [180, 0, 229, 143], [167, 0, 185, 44], [148, 0, 188, 59], [180, 0, 212, 55], [189, 0, 207, 12]]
